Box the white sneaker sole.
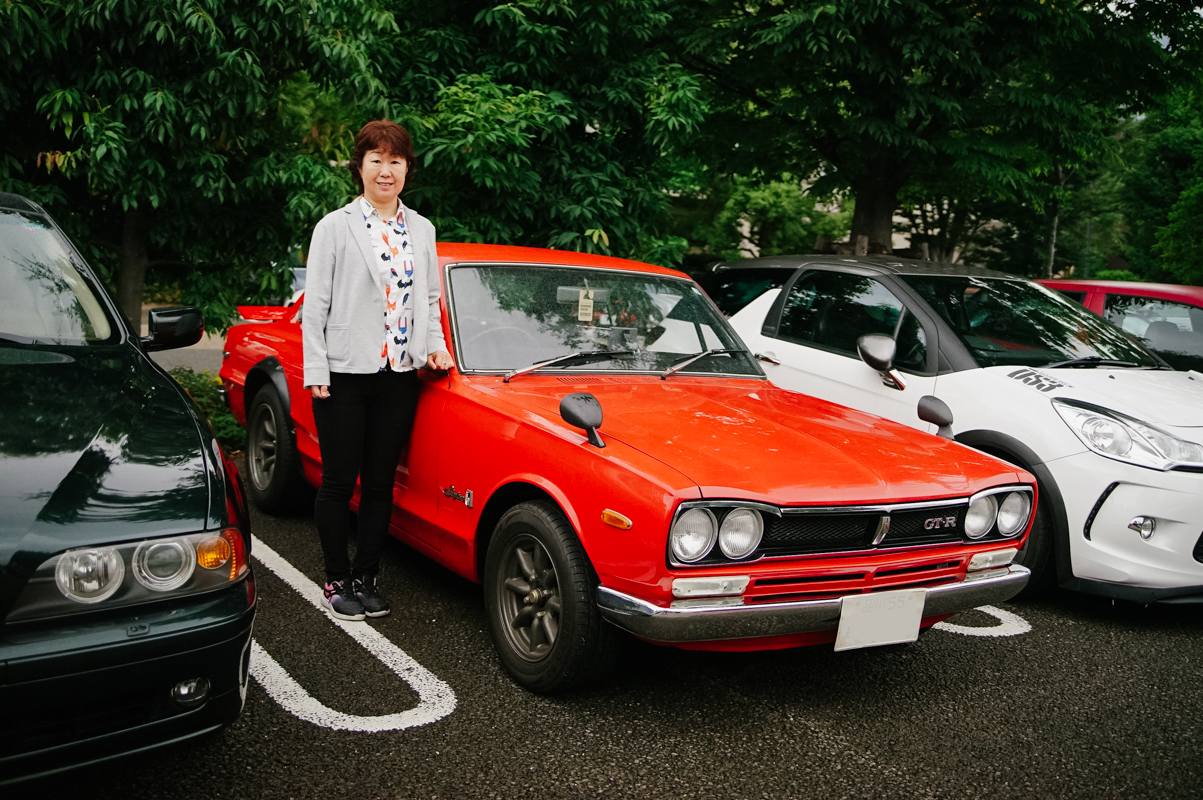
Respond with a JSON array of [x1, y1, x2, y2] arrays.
[[321, 595, 365, 621]]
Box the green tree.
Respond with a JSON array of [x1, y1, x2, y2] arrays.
[[0, 0, 393, 327], [672, 0, 1203, 254], [378, 0, 705, 266]]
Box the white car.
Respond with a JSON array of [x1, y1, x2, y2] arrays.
[[710, 256, 1203, 602]]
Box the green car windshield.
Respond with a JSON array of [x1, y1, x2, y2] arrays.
[[448, 264, 760, 376], [902, 274, 1159, 369], [0, 210, 117, 345]]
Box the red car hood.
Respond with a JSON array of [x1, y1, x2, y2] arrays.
[[481, 377, 1023, 506]]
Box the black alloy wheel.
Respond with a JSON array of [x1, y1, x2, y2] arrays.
[[246, 384, 304, 513], [484, 501, 619, 692]]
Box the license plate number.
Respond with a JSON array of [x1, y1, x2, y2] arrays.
[[834, 589, 928, 652]]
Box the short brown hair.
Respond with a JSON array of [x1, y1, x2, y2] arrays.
[[349, 120, 415, 191]]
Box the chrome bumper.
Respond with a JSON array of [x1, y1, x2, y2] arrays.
[[596, 564, 1030, 643]]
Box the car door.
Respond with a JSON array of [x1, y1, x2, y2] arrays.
[[756, 269, 939, 427]]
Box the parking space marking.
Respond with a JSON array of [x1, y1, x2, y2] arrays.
[[249, 536, 457, 732], [932, 605, 1032, 637]]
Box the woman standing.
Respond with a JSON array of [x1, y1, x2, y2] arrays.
[[302, 120, 454, 621]]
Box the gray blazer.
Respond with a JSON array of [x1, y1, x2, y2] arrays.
[[302, 199, 446, 387]]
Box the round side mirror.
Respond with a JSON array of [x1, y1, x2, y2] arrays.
[[559, 392, 605, 448], [918, 395, 955, 439]]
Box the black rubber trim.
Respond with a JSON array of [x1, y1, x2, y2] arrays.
[[1083, 482, 1121, 540], [1193, 530, 1203, 564], [1056, 578, 1203, 605], [246, 357, 297, 448], [953, 429, 1075, 586]]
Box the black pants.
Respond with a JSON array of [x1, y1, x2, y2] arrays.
[[311, 369, 420, 582]]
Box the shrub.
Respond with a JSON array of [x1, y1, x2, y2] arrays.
[[169, 367, 246, 452]]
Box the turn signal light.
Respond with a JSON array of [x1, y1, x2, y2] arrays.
[[196, 535, 232, 570]]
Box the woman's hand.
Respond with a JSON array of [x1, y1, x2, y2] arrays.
[[426, 350, 454, 371], [309, 385, 330, 399]]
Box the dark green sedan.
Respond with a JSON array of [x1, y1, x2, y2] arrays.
[[0, 193, 256, 783]]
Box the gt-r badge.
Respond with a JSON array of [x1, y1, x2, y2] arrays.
[[924, 515, 958, 530]]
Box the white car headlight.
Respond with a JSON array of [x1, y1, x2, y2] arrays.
[[718, 508, 763, 559], [1054, 400, 1203, 471], [964, 494, 998, 539], [670, 508, 717, 563]]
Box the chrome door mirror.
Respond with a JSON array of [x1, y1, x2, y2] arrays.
[[857, 334, 906, 391]]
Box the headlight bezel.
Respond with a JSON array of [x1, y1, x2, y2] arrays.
[[668, 501, 776, 566], [1053, 398, 1203, 472], [6, 528, 250, 624]]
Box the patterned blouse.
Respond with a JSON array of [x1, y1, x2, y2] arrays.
[[358, 196, 415, 372]]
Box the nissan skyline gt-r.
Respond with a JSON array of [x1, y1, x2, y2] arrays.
[[708, 255, 1203, 603], [0, 193, 256, 783], [220, 243, 1034, 692]]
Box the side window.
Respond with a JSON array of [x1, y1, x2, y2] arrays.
[[1105, 293, 1203, 371], [776, 271, 928, 372], [1053, 289, 1087, 304]]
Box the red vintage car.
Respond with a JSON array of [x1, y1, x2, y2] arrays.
[[221, 243, 1035, 692], [1038, 279, 1203, 373]]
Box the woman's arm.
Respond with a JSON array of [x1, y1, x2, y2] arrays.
[[303, 215, 338, 389], [422, 217, 450, 367]]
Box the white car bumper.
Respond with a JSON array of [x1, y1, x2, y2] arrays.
[[1048, 451, 1203, 596]]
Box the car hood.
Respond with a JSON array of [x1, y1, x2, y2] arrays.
[[0, 346, 212, 570], [1040, 368, 1203, 428], [492, 377, 1023, 506]]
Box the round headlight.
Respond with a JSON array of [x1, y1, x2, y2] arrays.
[[1081, 417, 1132, 456], [133, 539, 196, 591], [964, 494, 999, 539], [718, 508, 763, 559], [671, 508, 717, 563], [56, 548, 125, 603], [996, 492, 1031, 537]]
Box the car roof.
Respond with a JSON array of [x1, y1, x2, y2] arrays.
[[1039, 279, 1203, 302], [710, 254, 1023, 280], [437, 241, 689, 279], [0, 192, 46, 214]]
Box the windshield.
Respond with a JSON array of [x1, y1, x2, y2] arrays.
[[0, 210, 117, 345], [448, 264, 761, 377], [902, 275, 1158, 369]]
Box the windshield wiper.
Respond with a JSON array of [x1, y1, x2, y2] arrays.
[[660, 348, 745, 379], [1044, 356, 1144, 369], [503, 350, 633, 382]]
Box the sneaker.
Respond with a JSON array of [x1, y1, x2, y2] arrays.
[[354, 574, 391, 618], [322, 579, 365, 621]]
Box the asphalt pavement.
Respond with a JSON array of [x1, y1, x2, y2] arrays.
[[33, 468, 1203, 799]]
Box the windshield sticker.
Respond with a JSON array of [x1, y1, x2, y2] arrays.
[[1008, 368, 1072, 393]]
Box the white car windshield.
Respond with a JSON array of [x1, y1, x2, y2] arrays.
[[448, 264, 760, 376], [902, 274, 1159, 369], [0, 210, 116, 345]]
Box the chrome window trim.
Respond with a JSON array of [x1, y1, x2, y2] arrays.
[[442, 260, 764, 379]]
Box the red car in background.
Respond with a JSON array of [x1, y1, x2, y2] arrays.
[[221, 243, 1034, 692], [1039, 279, 1203, 373]]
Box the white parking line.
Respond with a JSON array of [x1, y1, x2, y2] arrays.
[[249, 536, 457, 732], [932, 605, 1032, 637]]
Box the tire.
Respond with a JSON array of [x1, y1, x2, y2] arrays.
[[1011, 482, 1056, 598], [245, 384, 305, 514], [483, 501, 620, 693]]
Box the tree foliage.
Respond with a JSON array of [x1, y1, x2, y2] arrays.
[[0, 0, 393, 327], [671, 0, 1203, 252]]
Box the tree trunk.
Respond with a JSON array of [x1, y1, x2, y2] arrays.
[[1045, 166, 1067, 279], [849, 161, 909, 254], [115, 208, 150, 331]]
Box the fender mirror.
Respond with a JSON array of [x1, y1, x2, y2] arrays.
[[857, 334, 907, 391], [560, 392, 605, 448], [918, 395, 955, 439]]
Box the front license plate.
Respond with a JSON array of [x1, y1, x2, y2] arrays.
[[834, 589, 928, 652]]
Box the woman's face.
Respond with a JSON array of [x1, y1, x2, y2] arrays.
[[360, 149, 407, 209]]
